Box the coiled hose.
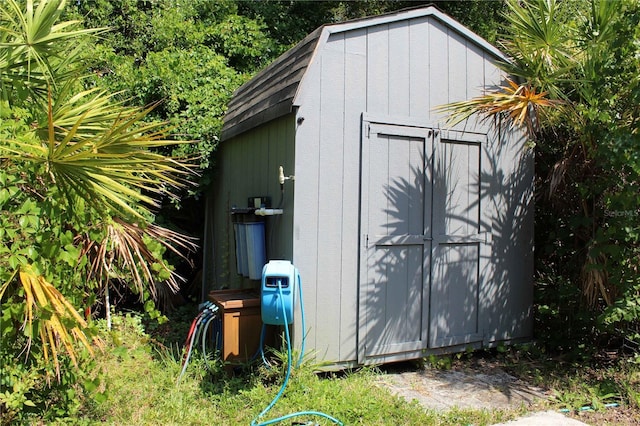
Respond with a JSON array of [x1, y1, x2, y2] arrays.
[[251, 279, 342, 426]]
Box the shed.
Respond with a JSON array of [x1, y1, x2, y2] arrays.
[[203, 6, 534, 368]]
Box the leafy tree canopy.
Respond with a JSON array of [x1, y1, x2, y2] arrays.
[[65, 0, 506, 190]]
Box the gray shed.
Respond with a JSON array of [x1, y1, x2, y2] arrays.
[[203, 6, 534, 368]]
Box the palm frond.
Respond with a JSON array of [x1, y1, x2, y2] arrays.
[[501, 0, 575, 70], [0, 90, 197, 220], [80, 218, 198, 303], [581, 251, 614, 309], [435, 78, 563, 137], [0, 0, 105, 99], [0, 266, 103, 379], [498, 0, 578, 101], [51, 84, 137, 139]]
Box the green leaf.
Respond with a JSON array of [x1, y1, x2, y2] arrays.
[[0, 189, 9, 206], [93, 392, 108, 404], [8, 255, 22, 269], [83, 379, 97, 392]]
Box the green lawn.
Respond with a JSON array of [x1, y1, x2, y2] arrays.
[[75, 312, 524, 425], [59, 311, 639, 426]]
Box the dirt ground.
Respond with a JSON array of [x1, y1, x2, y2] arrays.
[[569, 408, 640, 426], [375, 357, 639, 426]]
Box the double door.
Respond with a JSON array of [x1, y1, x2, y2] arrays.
[[358, 117, 489, 363]]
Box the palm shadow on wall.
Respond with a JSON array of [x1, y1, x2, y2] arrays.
[[362, 126, 533, 378]]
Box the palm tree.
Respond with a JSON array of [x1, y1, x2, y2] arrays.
[[0, 0, 197, 375], [439, 0, 640, 320]]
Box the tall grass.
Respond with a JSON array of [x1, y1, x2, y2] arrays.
[[75, 313, 521, 426], [29, 311, 634, 425]]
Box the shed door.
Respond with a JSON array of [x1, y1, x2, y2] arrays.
[[359, 121, 433, 362], [429, 135, 487, 348]]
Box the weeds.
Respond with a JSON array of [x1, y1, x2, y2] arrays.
[[28, 312, 640, 425], [70, 312, 519, 425], [488, 342, 640, 422]]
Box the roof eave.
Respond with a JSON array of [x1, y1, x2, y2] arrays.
[[221, 101, 295, 141]]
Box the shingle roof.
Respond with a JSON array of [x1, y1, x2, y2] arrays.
[[220, 6, 505, 141], [220, 26, 323, 140]]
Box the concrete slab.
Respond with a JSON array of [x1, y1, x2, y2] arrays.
[[375, 362, 591, 426], [376, 364, 547, 411]]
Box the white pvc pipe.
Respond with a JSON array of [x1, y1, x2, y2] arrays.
[[254, 208, 284, 216]]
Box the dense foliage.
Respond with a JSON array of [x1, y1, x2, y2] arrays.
[[512, 0, 640, 354], [445, 0, 640, 355], [64, 0, 506, 187], [0, 0, 197, 421], [64, 0, 271, 180]]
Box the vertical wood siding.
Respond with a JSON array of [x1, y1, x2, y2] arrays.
[[292, 15, 532, 365], [340, 30, 367, 361], [208, 11, 532, 366], [480, 125, 534, 343], [208, 115, 295, 290], [409, 19, 430, 118]]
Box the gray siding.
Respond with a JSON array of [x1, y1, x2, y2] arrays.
[[207, 115, 296, 290], [292, 29, 368, 364], [481, 125, 534, 343], [209, 6, 533, 367], [292, 16, 531, 365], [315, 16, 498, 126]]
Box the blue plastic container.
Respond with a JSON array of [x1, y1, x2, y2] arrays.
[[234, 223, 249, 277], [245, 222, 266, 280]]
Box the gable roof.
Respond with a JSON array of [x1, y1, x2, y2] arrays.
[[221, 6, 505, 141]]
